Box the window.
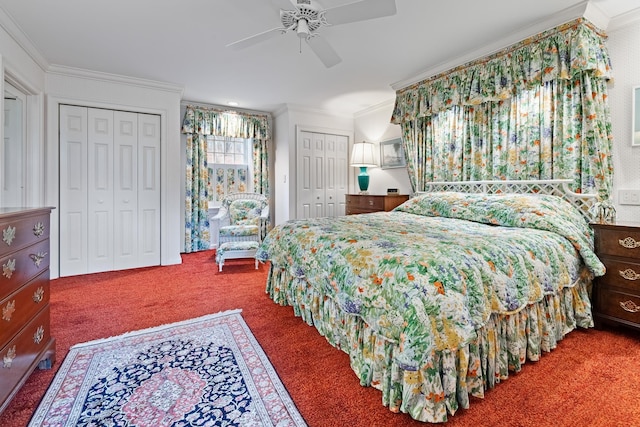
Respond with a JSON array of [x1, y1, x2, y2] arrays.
[[206, 136, 252, 206]]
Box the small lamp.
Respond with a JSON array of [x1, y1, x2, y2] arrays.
[[350, 141, 377, 193]]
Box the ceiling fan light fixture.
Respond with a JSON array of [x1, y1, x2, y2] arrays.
[[297, 19, 310, 38]]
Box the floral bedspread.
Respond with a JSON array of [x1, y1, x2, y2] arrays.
[[257, 192, 603, 371]]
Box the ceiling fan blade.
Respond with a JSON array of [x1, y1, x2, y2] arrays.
[[324, 0, 397, 26], [226, 27, 284, 51], [306, 35, 342, 68]]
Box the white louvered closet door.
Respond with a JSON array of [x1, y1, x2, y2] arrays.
[[59, 106, 160, 276]]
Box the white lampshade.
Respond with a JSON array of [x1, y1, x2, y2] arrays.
[[350, 141, 377, 167]]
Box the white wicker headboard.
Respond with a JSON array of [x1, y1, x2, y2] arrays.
[[417, 179, 598, 221]]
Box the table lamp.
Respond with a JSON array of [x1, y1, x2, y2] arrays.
[[350, 141, 377, 193]]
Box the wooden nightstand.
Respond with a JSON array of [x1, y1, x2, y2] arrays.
[[345, 194, 409, 215], [591, 221, 640, 331]]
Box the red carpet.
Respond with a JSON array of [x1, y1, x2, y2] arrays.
[[2, 250, 639, 426]]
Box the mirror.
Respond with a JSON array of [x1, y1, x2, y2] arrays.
[[633, 86, 640, 146]]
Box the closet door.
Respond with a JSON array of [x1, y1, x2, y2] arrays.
[[113, 111, 138, 270], [296, 131, 314, 219], [87, 108, 114, 273], [296, 130, 348, 219], [311, 133, 326, 217], [324, 134, 348, 217], [137, 113, 161, 267], [59, 106, 160, 276], [59, 105, 89, 276]]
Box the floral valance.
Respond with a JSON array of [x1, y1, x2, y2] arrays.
[[182, 105, 270, 140], [391, 18, 612, 124]]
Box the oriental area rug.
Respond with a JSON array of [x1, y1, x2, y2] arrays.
[[28, 310, 307, 427]]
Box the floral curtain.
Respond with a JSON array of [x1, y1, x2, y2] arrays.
[[182, 105, 271, 252], [391, 18, 613, 198]]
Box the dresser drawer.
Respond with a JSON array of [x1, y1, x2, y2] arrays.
[[347, 195, 385, 210], [0, 239, 50, 301], [598, 257, 640, 292], [595, 287, 640, 326], [0, 212, 50, 257], [0, 271, 49, 344], [594, 227, 640, 258], [0, 306, 53, 405]]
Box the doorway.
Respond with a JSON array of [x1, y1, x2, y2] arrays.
[[2, 81, 27, 207]]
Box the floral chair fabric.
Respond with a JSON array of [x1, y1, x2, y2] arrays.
[[214, 193, 269, 245]]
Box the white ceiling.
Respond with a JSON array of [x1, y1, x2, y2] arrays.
[[0, 0, 638, 115]]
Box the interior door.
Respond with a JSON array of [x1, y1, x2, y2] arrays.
[[113, 111, 138, 270], [311, 133, 326, 217], [2, 83, 26, 207], [87, 108, 114, 273], [137, 113, 161, 267], [296, 130, 314, 219], [59, 105, 89, 276]]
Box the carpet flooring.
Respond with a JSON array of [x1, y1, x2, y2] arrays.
[[1, 250, 639, 426]]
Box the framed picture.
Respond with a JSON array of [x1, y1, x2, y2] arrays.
[[633, 85, 640, 146], [380, 138, 406, 169]]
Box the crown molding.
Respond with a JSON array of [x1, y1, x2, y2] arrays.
[[276, 102, 355, 119], [608, 7, 640, 31], [354, 98, 395, 118], [47, 65, 184, 94], [0, 5, 49, 71], [391, 2, 589, 91]]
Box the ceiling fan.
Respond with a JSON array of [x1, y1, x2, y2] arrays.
[[226, 0, 397, 68]]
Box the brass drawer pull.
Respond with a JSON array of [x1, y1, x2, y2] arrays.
[[619, 236, 640, 249], [619, 268, 640, 281], [29, 252, 48, 268], [2, 300, 15, 321], [33, 287, 45, 303], [3, 345, 16, 368], [620, 300, 640, 313], [33, 222, 45, 237], [2, 258, 16, 279], [33, 325, 45, 344], [2, 225, 16, 246]]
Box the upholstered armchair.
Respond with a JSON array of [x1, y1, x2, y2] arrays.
[[213, 193, 269, 271]]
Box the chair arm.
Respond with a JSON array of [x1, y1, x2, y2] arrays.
[[211, 207, 228, 221], [260, 206, 270, 219]]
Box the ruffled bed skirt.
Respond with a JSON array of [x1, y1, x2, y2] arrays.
[[265, 264, 594, 423]]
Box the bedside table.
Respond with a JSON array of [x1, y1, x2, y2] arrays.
[[591, 221, 640, 331], [345, 194, 409, 215]]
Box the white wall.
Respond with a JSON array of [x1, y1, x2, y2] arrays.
[[273, 109, 290, 225], [0, 15, 47, 208], [45, 68, 184, 277], [354, 100, 412, 196], [607, 12, 640, 222]]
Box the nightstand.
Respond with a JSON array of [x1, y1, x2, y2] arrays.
[[345, 194, 409, 215], [591, 221, 640, 331]]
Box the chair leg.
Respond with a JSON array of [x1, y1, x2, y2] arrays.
[[254, 258, 258, 269], [218, 260, 223, 272]]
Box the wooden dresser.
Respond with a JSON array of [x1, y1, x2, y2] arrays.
[[0, 207, 55, 413], [345, 194, 409, 215], [591, 221, 640, 332]]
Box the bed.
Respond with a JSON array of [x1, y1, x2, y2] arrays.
[[256, 180, 604, 423]]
